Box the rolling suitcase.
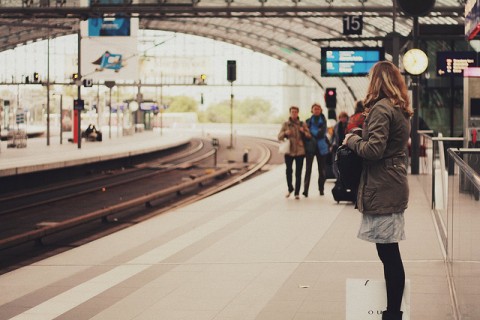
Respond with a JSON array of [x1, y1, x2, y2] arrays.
[[331, 179, 356, 203]]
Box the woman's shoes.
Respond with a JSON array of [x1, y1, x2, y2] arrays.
[[382, 310, 403, 320], [302, 191, 308, 198], [295, 195, 300, 200]]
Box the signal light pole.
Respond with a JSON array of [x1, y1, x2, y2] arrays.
[[227, 60, 236, 149], [105, 81, 116, 139]]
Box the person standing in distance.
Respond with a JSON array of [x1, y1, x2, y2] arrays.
[[303, 103, 329, 197], [331, 111, 349, 179], [343, 61, 412, 320], [347, 100, 366, 134], [278, 106, 310, 200]]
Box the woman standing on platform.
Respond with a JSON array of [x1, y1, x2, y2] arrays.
[[343, 61, 412, 320], [278, 106, 310, 200], [303, 103, 330, 196]]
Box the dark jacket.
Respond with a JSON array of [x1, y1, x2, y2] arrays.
[[278, 118, 311, 156], [346, 98, 410, 215], [306, 114, 330, 155], [306, 114, 328, 140]]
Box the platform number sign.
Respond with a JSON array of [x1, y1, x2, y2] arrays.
[[343, 15, 363, 35], [82, 78, 93, 87]]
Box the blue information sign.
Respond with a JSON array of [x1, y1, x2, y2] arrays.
[[321, 47, 384, 77]]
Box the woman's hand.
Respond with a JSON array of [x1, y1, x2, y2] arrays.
[[343, 133, 353, 145]]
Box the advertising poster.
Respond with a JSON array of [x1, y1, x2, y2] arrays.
[[80, 18, 138, 81]]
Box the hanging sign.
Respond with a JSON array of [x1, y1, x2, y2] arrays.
[[343, 15, 363, 35]]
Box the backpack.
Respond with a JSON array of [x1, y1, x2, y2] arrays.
[[335, 145, 363, 191]]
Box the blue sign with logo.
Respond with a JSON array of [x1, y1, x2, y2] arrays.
[[88, 17, 130, 36]]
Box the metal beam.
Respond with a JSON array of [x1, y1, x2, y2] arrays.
[[0, 5, 464, 19], [0, 21, 72, 30]]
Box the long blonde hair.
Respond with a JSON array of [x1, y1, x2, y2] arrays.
[[363, 61, 413, 118]]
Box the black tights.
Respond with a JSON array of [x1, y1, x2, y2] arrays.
[[376, 243, 405, 312]]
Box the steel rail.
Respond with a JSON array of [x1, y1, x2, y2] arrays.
[[0, 140, 210, 216], [0, 166, 231, 250], [447, 148, 480, 191], [138, 138, 273, 219], [0, 137, 273, 251], [0, 139, 202, 202]]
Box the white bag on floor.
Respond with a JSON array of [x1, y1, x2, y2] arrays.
[[346, 279, 410, 320]]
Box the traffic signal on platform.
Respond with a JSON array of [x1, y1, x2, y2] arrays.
[[227, 60, 236, 82], [73, 99, 85, 111], [33, 72, 40, 83], [72, 73, 79, 81], [325, 88, 337, 109]]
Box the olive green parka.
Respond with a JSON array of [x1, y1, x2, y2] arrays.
[[346, 98, 411, 215]]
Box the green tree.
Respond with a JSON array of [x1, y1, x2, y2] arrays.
[[166, 95, 198, 113], [204, 100, 230, 123], [237, 98, 274, 123], [203, 97, 275, 123]]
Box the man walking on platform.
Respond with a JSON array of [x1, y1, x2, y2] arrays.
[[278, 106, 311, 199]]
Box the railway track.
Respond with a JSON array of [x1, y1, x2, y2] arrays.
[[0, 137, 280, 262]]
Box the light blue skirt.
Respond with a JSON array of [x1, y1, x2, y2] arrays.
[[357, 212, 405, 244]]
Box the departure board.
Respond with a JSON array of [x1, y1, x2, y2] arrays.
[[321, 47, 384, 77], [436, 51, 478, 77]]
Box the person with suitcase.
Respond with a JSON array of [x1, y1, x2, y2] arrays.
[[332, 143, 362, 203], [343, 61, 412, 320], [331, 111, 349, 179]]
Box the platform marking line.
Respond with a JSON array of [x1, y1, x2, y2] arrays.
[[9, 210, 245, 319]]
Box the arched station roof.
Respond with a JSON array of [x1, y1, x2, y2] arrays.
[[0, 0, 467, 100]]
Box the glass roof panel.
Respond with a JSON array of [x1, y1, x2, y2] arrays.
[[0, 0, 467, 101]]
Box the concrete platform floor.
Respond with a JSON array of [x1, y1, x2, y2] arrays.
[[0, 163, 454, 320]]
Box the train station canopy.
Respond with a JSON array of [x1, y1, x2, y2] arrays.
[[0, 0, 467, 100]]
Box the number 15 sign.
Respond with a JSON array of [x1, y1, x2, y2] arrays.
[[343, 15, 363, 35]]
